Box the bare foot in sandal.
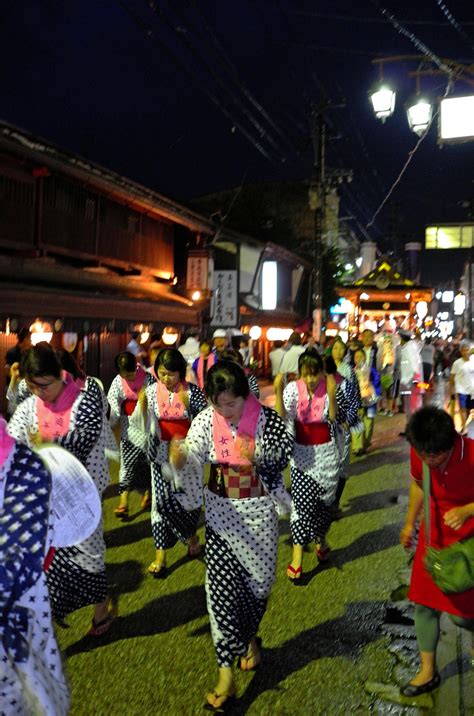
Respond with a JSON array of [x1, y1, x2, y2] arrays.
[[239, 637, 261, 671], [204, 666, 235, 711], [147, 560, 167, 578], [148, 549, 166, 578], [187, 535, 202, 558]]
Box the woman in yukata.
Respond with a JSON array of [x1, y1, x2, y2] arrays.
[[8, 344, 113, 636], [130, 348, 207, 577], [274, 348, 347, 579], [0, 417, 70, 716], [108, 351, 155, 518], [170, 360, 293, 711]]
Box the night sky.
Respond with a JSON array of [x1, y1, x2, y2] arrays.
[[1, 0, 473, 283]]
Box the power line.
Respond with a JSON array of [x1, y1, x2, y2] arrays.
[[369, 0, 456, 76], [186, 0, 299, 155], [146, 0, 290, 164], [115, 0, 280, 165], [433, 0, 474, 49], [275, 1, 388, 239], [283, 42, 386, 57], [367, 73, 454, 229], [253, 2, 474, 27]]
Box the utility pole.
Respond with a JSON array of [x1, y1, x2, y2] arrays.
[[308, 101, 351, 341], [309, 104, 326, 342]]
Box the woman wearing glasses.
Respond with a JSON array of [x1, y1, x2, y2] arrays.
[[8, 344, 113, 636]]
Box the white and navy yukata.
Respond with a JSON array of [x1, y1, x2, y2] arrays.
[[81, 376, 117, 494], [0, 438, 69, 715], [284, 380, 348, 546], [107, 371, 155, 495], [335, 362, 362, 482], [8, 388, 107, 622], [183, 403, 293, 667], [131, 381, 208, 550], [9, 374, 116, 494], [247, 372, 260, 398]]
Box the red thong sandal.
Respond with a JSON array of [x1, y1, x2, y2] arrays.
[[88, 613, 114, 637], [187, 539, 202, 558], [316, 545, 331, 562], [287, 564, 302, 581]]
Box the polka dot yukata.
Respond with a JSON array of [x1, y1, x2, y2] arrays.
[[130, 381, 208, 550], [335, 363, 362, 481], [0, 441, 69, 716], [184, 404, 293, 667], [107, 372, 155, 494], [284, 380, 348, 546], [83, 376, 117, 495], [8, 389, 107, 621]]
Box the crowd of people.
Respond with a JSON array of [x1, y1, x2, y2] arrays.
[[1, 323, 473, 712]]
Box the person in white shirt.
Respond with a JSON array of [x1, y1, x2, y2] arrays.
[[179, 335, 200, 363], [449, 342, 474, 433], [126, 331, 146, 365], [268, 340, 285, 378], [278, 332, 306, 380], [421, 337, 436, 383], [399, 331, 423, 436], [376, 332, 398, 415]]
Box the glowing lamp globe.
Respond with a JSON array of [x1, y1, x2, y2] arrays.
[[369, 83, 396, 122], [406, 97, 433, 136], [415, 301, 428, 320], [30, 319, 53, 345], [162, 327, 179, 346]]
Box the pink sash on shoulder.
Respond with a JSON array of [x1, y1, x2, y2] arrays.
[[36, 374, 81, 441], [197, 352, 216, 390], [156, 380, 188, 419], [0, 416, 15, 464], [212, 393, 261, 466], [75, 375, 87, 390], [295, 378, 326, 423], [120, 364, 146, 400]]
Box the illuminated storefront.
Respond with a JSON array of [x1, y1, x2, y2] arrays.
[[336, 258, 433, 335]]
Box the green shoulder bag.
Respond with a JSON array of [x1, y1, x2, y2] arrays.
[[422, 461, 474, 594]]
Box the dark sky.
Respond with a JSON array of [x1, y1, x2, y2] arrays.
[[1, 0, 473, 282]]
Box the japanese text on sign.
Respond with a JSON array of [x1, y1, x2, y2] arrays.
[[211, 270, 238, 326], [186, 256, 209, 290]]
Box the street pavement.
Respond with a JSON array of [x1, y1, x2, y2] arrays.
[[57, 381, 473, 714]]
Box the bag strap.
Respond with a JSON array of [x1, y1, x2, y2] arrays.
[[422, 461, 431, 547]]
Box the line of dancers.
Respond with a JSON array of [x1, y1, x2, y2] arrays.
[[3, 337, 363, 713]]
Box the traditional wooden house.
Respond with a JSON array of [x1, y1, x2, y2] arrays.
[[0, 120, 312, 397]]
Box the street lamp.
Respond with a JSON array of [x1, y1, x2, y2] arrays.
[[369, 55, 474, 140], [369, 81, 396, 122], [405, 96, 433, 136]]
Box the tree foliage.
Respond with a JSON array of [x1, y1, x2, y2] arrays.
[[191, 182, 343, 311]]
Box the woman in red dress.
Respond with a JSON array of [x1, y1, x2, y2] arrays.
[[400, 406, 474, 696]]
